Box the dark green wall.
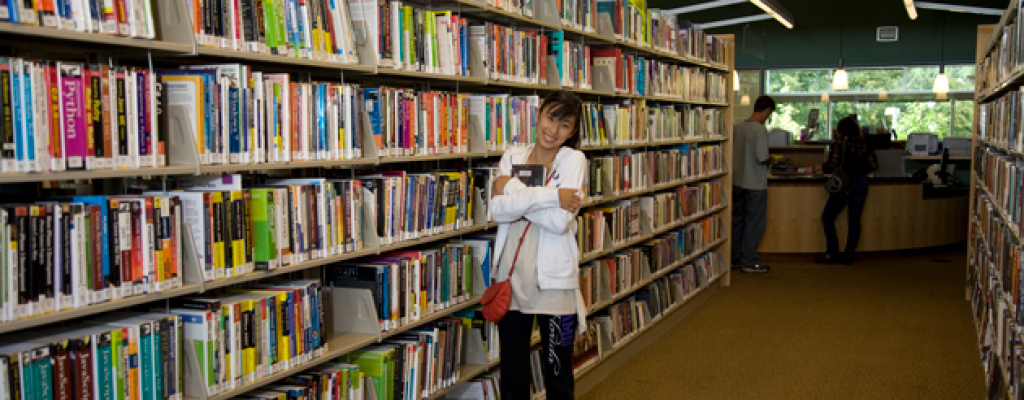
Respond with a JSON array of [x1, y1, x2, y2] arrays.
[[647, 0, 1006, 69]]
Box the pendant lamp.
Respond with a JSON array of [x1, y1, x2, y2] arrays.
[[833, 1, 848, 90], [933, 14, 949, 94]]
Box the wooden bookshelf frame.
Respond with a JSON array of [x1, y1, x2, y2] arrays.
[[0, 2, 736, 398]]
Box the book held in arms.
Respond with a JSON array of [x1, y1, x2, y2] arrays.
[[511, 164, 546, 187]]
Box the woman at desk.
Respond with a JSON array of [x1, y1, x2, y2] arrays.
[[817, 116, 879, 264]]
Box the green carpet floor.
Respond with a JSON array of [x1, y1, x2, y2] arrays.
[[579, 248, 987, 400]]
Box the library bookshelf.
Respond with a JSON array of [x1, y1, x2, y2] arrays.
[[0, 0, 734, 399], [972, 6, 1024, 398]]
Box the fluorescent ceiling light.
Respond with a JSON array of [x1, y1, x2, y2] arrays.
[[750, 0, 795, 29], [833, 69, 849, 91], [916, 2, 1002, 16], [905, 0, 918, 19]]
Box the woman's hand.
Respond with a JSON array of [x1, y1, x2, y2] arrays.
[[559, 188, 581, 213], [492, 175, 513, 198]]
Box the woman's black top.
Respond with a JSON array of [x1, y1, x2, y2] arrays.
[[822, 136, 879, 177]]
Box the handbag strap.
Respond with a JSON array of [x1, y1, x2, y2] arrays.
[[506, 169, 558, 280]]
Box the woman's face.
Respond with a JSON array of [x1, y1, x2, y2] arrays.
[[536, 105, 577, 150]]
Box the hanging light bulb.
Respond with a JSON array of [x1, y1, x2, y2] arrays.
[[833, 68, 849, 91], [821, 92, 830, 102], [936, 92, 948, 100], [733, 71, 740, 92], [878, 90, 888, 100], [740, 95, 751, 106], [933, 71, 949, 94]]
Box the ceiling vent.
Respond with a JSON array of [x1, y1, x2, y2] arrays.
[[877, 26, 899, 42]]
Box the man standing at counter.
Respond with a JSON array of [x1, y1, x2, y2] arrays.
[[731, 96, 776, 273]]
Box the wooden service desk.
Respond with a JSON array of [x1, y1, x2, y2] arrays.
[[757, 176, 969, 253]]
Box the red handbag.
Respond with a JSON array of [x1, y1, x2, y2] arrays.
[[481, 221, 532, 323], [481, 168, 555, 323]]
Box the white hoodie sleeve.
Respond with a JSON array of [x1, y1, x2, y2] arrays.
[[488, 151, 563, 222], [520, 151, 587, 235]]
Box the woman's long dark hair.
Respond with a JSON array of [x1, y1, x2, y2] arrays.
[[835, 116, 863, 141], [539, 90, 583, 149]]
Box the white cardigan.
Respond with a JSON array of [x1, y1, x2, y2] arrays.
[[488, 145, 588, 329]]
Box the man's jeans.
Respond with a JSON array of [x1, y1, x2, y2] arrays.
[[731, 186, 767, 267]]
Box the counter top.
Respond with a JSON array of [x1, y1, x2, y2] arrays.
[[768, 174, 918, 183]]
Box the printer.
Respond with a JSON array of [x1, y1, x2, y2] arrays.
[[943, 137, 972, 156], [907, 133, 939, 156]]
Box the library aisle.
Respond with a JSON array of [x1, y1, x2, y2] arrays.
[[580, 248, 985, 400]]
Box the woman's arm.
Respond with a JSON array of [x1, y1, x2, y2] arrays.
[[519, 152, 588, 235], [488, 152, 567, 222]]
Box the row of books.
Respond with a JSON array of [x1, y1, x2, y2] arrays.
[[551, 32, 593, 90], [0, 195, 185, 322], [354, 3, 473, 75], [579, 213, 722, 307], [0, 312, 184, 400], [678, 21, 730, 65], [579, 100, 648, 147], [327, 242, 477, 333], [682, 143, 726, 178], [978, 91, 1024, 153], [335, 317, 468, 400], [973, 187, 1021, 317], [682, 106, 728, 139], [591, 49, 727, 101], [0, 58, 165, 174], [589, 149, 674, 198], [579, 199, 641, 253], [974, 147, 1023, 236], [454, 308, 498, 363], [170, 279, 327, 397], [1, 0, 156, 39], [592, 251, 722, 346], [968, 238, 1020, 400], [571, 320, 603, 374], [193, 0, 361, 63], [680, 180, 724, 218], [978, 10, 1023, 94], [473, 22, 551, 85], [238, 362, 368, 399]]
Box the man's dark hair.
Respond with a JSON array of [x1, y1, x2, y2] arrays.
[[540, 90, 584, 149], [753, 95, 776, 112]]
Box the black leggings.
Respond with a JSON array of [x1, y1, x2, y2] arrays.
[[498, 310, 577, 400], [821, 176, 870, 256]]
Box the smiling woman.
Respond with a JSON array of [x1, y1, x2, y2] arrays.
[[486, 90, 589, 400]]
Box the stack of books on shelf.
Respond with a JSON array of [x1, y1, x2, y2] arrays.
[[238, 364, 367, 399], [978, 11, 1021, 94], [561, 0, 597, 33], [550, 31, 593, 90], [678, 21, 731, 65], [171, 279, 328, 397], [0, 194, 185, 321], [592, 250, 723, 348], [327, 243, 477, 332], [578, 199, 641, 252], [0, 312, 184, 400], [338, 318, 467, 399], [974, 147, 1023, 236], [366, 87, 472, 157], [1, 0, 158, 39], [681, 143, 725, 178], [352, 2, 471, 74], [469, 94, 541, 151], [679, 180, 724, 218], [191, 0, 360, 63], [472, 22, 551, 85], [0, 59, 165, 173], [455, 307, 499, 362], [579, 99, 649, 147], [978, 91, 1024, 153], [682, 106, 727, 139]]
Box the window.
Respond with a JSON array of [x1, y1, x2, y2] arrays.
[[763, 64, 976, 140], [767, 102, 827, 139], [952, 99, 974, 138], [830, 101, 952, 139]]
